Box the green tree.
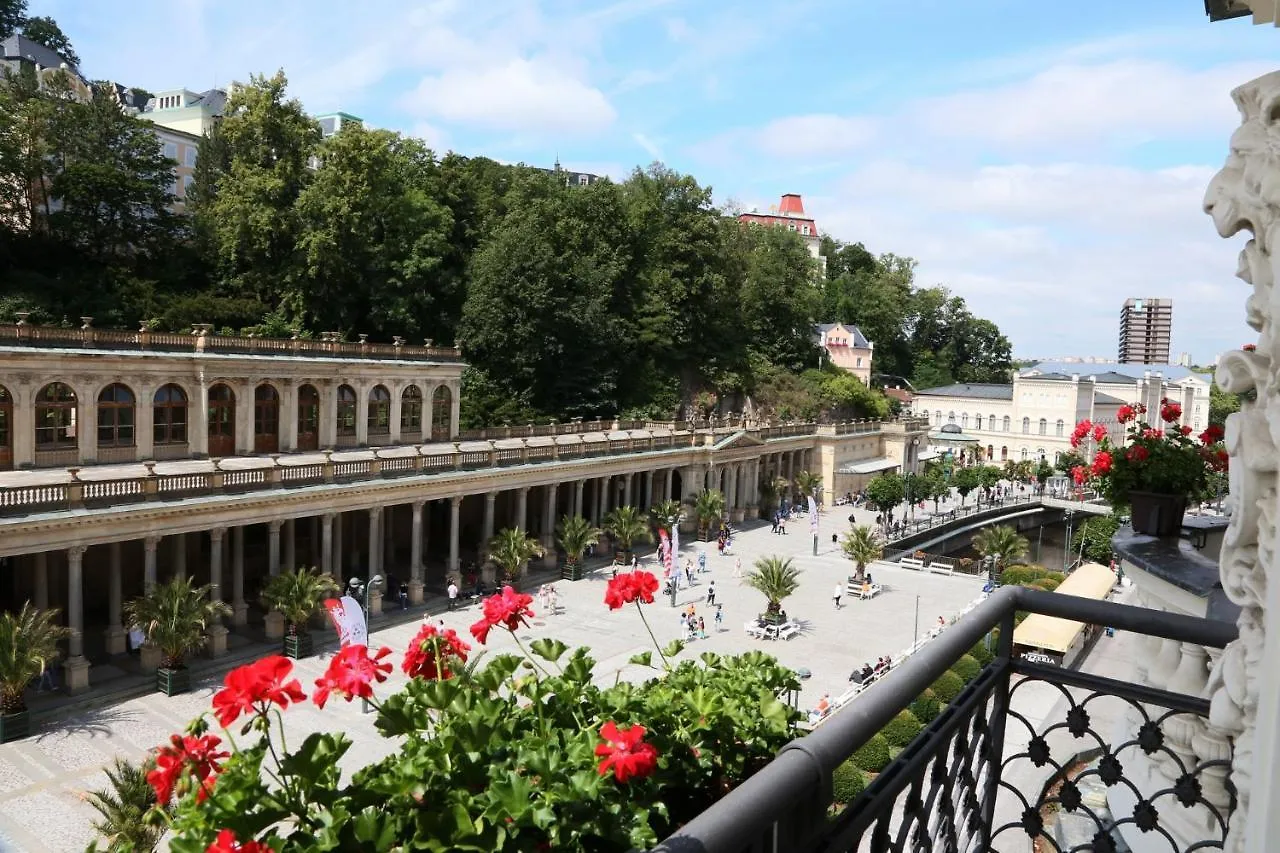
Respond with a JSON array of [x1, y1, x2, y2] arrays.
[[556, 515, 601, 569], [841, 525, 883, 582], [1071, 515, 1121, 565], [488, 527, 545, 583], [20, 15, 78, 66], [0, 0, 24, 39], [603, 505, 652, 555], [735, 224, 820, 370], [0, 603, 69, 714], [865, 473, 906, 522], [952, 466, 981, 505], [972, 525, 1029, 573], [1055, 450, 1087, 476], [793, 470, 822, 499], [744, 556, 802, 618], [124, 578, 231, 670], [693, 489, 726, 537], [1210, 380, 1241, 427], [259, 567, 340, 633], [86, 757, 168, 852]]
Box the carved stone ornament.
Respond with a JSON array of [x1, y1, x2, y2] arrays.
[[1203, 69, 1280, 852]]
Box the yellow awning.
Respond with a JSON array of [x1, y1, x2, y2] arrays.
[[1013, 563, 1116, 654]]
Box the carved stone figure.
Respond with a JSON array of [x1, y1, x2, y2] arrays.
[[1203, 69, 1280, 852]]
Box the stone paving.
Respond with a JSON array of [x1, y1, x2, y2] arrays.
[[0, 504, 990, 851]]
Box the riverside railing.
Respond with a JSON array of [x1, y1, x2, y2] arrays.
[[651, 585, 1237, 853], [872, 489, 1107, 546]]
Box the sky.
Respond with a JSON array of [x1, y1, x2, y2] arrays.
[[36, 0, 1280, 365]]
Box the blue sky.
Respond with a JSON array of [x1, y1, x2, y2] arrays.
[[39, 0, 1280, 364]]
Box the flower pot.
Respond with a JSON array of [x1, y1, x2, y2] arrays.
[[561, 561, 585, 581], [1129, 491, 1188, 537], [157, 666, 190, 697], [284, 631, 313, 660], [0, 710, 29, 743]]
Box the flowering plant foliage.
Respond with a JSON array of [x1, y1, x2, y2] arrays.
[[1069, 402, 1227, 508], [148, 576, 801, 852]]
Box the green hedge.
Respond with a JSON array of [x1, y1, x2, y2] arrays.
[[881, 710, 923, 748], [832, 759, 866, 804], [852, 734, 891, 773], [968, 641, 994, 667], [910, 690, 942, 724], [1044, 570, 1066, 584], [1029, 578, 1060, 592], [930, 670, 965, 705], [950, 654, 982, 684]]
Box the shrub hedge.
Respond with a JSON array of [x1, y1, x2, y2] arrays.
[[950, 654, 982, 684], [910, 690, 942, 724], [1029, 578, 1060, 592], [852, 734, 891, 773], [832, 759, 866, 804], [881, 710, 923, 748], [930, 670, 965, 705], [968, 642, 994, 667]]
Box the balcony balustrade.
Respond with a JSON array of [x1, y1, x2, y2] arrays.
[[653, 585, 1236, 853]]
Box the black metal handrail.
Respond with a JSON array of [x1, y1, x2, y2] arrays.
[[651, 586, 1237, 853]]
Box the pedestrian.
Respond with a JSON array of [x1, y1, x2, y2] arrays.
[[714, 605, 723, 630], [697, 616, 708, 639], [398, 580, 409, 610], [37, 660, 55, 692], [631, 554, 639, 571], [733, 556, 742, 578], [706, 581, 716, 607], [832, 583, 843, 609], [547, 585, 558, 615], [770, 515, 779, 534], [447, 579, 459, 611], [685, 563, 694, 586]]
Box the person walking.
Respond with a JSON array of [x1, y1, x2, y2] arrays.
[[732, 556, 742, 578], [398, 580, 409, 610], [697, 616, 708, 639], [832, 583, 843, 609], [447, 579, 459, 611], [714, 605, 723, 631], [705, 581, 716, 607]]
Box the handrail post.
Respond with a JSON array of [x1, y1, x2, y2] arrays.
[[979, 611, 1016, 848]]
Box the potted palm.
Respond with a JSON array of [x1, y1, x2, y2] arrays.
[[603, 505, 651, 564], [260, 567, 340, 659], [694, 488, 726, 541], [973, 525, 1029, 580], [1071, 403, 1227, 535], [489, 527, 545, 586], [794, 470, 822, 502], [648, 499, 683, 537], [86, 756, 169, 851], [0, 603, 70, 742], [125, 577, 231, 696], [557, 514, 601, 581], [841, 525, 883, 584], [744, 556, 802, 626]]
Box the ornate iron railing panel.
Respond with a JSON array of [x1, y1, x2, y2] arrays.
[[650, 587, 1237, 853]]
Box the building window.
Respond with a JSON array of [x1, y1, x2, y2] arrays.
[[802, 225, 810, 235], [184, 147, 197, 167], [856, 357, 862, 367], [1000, 446, 1008, 461], [934, 410, 941, 425], [1038, 418, 1047, 436], [1002, 416, 1010, 432], [578, 174, 589, 186], [153, 384, 188, 445], [1021, 417, 1030, 434], [336, 385, 357, 436], [431, 385, 452, 440], [164, 141, 177, 160], [947, 411, 956, 424], [401, 385, 422, 431], [35, 382, 77, 449], [1055, 419, 1064, 437], [182, 174, 194, 192], [0, 385, 10, 452], [95, 383, 136, 447], [788, 223, 797, 231], [961, 414, 968, 428], [973, 412, 982, 429], [1021, 448, 1029, 461], [368, 385, 391, 435], [988, 415, 996, 431]]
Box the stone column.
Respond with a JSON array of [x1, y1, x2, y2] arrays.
[[333, 511, 344, 580], [448, 496, 461, 576], [623, 472, 634, 508], [143, 536, 159, 589], [321, 513, 335, 576], [356, 385, 370, 446], [136, 383, 155, 461], [77, 396, 96, 464], [573, 479, 585, 517], [231, 526, 247, 626], [268, 520, 283, 577], [482, 491, 496, 552], [389, 389, 403, 445], [542, 483, 558, 566], [383, 507, 396, 571], [596, 476, 608, 523], [284, 518, 296, 573], [449, 384, 461, 439], [206, 528, 228, 657], [33, 551, 48, 609], [644, 470, 654, 510], [104, 542, 126, 654], [63, 546, 89, 693], [282, 382, 298, 451], [515, 486, 529, 532], [191, 379, 210, 457], [171, 533, 186, 581], [366, 507, 383, 615], [409, 500, 425, 604], [665, 468, 674, 504]]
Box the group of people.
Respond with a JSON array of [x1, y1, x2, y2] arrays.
[[679, 603, 722, 640], [848, 656, 894, 685], [537, 584, 559, 615]]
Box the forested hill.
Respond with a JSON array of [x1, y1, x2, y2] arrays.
[[0, 70, 1012, 426]]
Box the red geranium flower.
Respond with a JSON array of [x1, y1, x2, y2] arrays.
[[1069, 419, 1093, 449], [313, 644, 392, 709], [147, 733, 229, 805], [1160, 401, 1182, 423], [1200, 424, 1225, 444], [604, 571, 660, 610], [1126, 445, 1149, 463], [402, 623, 470, 680], [1117, 405, 1136, 423], [1091, 423, 1107, 443], [206, 829, 269, 853], [1070, 465, 1088, 486], [469, 586, 535, 644], [1213, 449, 1230, 470], [1090, 451, 1113, 476], [595, 721, 659, 782], [1142, 428, 1163, 440], [211, 655, 306, 728], [1180, 425, 1193, 436]]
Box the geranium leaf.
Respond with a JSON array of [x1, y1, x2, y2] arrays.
[[662, 639, 685, 659], [629, 651, 654, 668], [530, 637, 569, 663]]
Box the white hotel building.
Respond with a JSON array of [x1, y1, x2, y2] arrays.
[[912, 362, 1211, 465]]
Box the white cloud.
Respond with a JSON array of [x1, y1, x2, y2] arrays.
[[755, 114, 879, 159], [633, 132, 663, 160], [400, 58, 617, 134], [665, 17, 692, 42], [410, 122, 452, 153]]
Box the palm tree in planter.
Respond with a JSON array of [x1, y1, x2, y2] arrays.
[[648, 499, 683, 537], [489, 527, 545, 586], [260, 567, 340, 659], [557, 514, 601, 581], [744, 556, 802, 626], [841, 524, 883, 584], [86, 756, 168, 851], [125, 577, 231, 696], [794, 470, 822, 502], [603, 505, 652, 563], [694, 488, 726, 541], [973, 525, 1030, 581], [0, 603, 69, 742]]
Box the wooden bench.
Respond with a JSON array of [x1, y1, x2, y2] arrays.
[[927, 561, 955, 576], [900, 557, 926, 571], [744, 622, 768, 639]]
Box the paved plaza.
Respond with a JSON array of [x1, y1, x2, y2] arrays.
[[0, 506, 989, 851]]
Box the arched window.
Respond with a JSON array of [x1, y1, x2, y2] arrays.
[[35, 382, 78, 449], [153, 384, 188, 445], [1002, 415, 1011, 432], [297, 384, 320, 451], [207, 384, 235, 456], [401, 385, 423, 432], [431, 385, 452, 440], [368, 385, 391, 435], [96, 383, 136, 447], [1020, 447, 1029, 461], [1055, 419, 1064, 437], [987, 444, 994, 459], [961, 413, 968, 428], [0, 385, 11, 468], [336, 385, 357, 436], [934, 410, 942, 425], [1000, 446, 1008, 461], [947, 411, 956, 424], [974, 412, 982, 430], [1021, 417, 1030, 434], [988, 415, 996, 431], [254, 384, 280, 453], [1038, 418, 1047, 436]]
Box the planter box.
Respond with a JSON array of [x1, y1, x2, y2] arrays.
[[158, 666, 190, 697], [1129, 491, 1188, 537], [284, 632, 313, 660], [0, 710, 29, 743], [561, 562, 586, 581]]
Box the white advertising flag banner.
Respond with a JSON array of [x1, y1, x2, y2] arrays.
[[324, 595, 368, 648], [808, 495, 819, 535]]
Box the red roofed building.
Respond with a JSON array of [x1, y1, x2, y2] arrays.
[[737, 193, 826, 275]]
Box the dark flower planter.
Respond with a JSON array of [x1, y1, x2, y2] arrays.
[[284, 631, 313, 660], [614, 549, 633, 564], [158, 666, 190, 697], [0, 710, 29, 743], [1129, 491, 1188, 537], [561, 562, 585, 581]]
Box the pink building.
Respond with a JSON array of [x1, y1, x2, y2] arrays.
[[815, 322, 873, 384]]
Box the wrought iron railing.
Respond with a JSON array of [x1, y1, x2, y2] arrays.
[[651, 586, 1237, 852]]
